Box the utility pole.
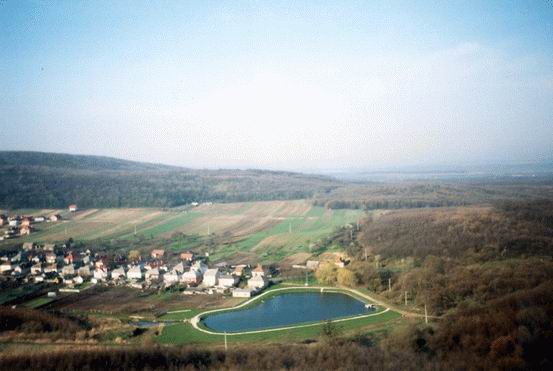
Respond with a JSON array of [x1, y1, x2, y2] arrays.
[[224, 331, 228, 351], [350, 228, 353, 240], [424, 304, 428, 324], [134, 224, 137, 236], [388, 278, 391, 292], [405, 291, 408, 306], [356, 218, 360, 230], [305, 271, 309, 286], [364, 247, 368, 261]]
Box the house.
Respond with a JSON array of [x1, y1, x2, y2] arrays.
[[151, 249, 165, 259], [145, 268, 160, 281], [233, 265, 245, 277], [12, 265, 28, 277], [68, 204, 78, 212], [34, 216, 45, 223], [20, 226, 31, 235], [31, 262, 42, 275], [22, 242, 35, 251], [0, 215, 5, 226], [172, 262, 186, 274], [93, 267, 109, 281], [61, 264, 75, 277], [306, 260, 320, 270], [77, 265, 91, 277], [0, 262, 12, 273], [11, 252, 23, 263], [191, 261, 208, 275], [251, 264, 265, 278], [43, 264, 57, 273], [232, 288, 252, 298], [164, 270, 180, 284], [127, 265, 143, 280], [73, 276, 84, 285], [203, 268, 219, 287], [9, 220, 19, 227], [34, 275, 45, 283], [45, 253, 57, 264], [43, 243, 56, 252], [49, 215, 61, 222], [215, 261, 229, 269], [248, 275, 267, 290], [181, 269, 201, 285], [64, 252, 75, 265], [180, 251, 195, 261], [21, 218, 31, 227], [219, 274, 238, 288], [111, 267, 126, 281]]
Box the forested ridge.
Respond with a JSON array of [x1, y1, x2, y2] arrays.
[[0, 151, 340, 208]]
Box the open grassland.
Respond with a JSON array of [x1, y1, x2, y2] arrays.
[[3, 200, 364, 264]]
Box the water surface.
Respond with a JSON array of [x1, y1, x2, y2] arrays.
[[202, 291, 367, 333]]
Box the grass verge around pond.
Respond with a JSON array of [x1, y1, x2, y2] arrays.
[[157, 309, 401, 345], [156, 286, 403, 345]]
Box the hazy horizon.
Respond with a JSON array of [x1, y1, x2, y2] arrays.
[[1, 1, 552, 171]]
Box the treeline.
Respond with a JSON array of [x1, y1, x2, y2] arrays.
[[0, 341, 446, 371], [0, 306, 86, 339], [314, 182, 553, 210], [0, 151, 340, 208]]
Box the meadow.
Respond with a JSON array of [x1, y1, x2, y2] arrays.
[[4, 200, 365, 264]]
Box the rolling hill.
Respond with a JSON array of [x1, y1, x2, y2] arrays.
[[0, 151, 342, 209]]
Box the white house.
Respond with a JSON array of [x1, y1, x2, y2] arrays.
[[61, 264, 75, 277], [173, 262, 186, 274], [248, 275, 267, 290], [73, 275, 84, 285], [31, 262, 42, 275], [182, 269, 201, 285], [163, 270, 180, 284], [34, 216, 45, 223], [232, 288, 252, 298], [69, 204, 78, 212], [77, 265, 91, 277], [9, 220, 19, 227], [145, 268, 160, 281], [218, 274, 238, 288], [203, 268, 219, 287], [251, 264, 265, 278], [43, 264, 57, 274], [127, 265, 143, 280], [111, 267, 126, 281], [191, 261, 208, 275], [93, 267, 109, 281], [0, 262, 12, 273], [45, 253, 57, 264]]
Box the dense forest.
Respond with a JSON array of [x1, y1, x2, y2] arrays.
[[346, 200, 553, 369], [0, 151, 340, 208]]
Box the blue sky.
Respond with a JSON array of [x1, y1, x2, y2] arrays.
[[1, 1, 552, 170]]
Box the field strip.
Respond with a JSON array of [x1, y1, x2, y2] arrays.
[[167, 309, 192, 314], [189, 286, 393, 336]]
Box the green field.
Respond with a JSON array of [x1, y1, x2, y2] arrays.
[[2, 201, 365, 264]]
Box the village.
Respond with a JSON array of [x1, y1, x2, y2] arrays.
[[0, 240, 277, 299]]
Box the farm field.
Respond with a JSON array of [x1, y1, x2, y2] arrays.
[[3, 200, 365, 264]]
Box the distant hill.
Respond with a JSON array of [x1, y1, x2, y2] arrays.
[[0, 151, 341, 209]]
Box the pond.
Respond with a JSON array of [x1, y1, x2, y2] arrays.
[[202, 291, 369, 333]]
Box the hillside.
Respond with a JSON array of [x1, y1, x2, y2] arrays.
[[0, 152, 341, 208]]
